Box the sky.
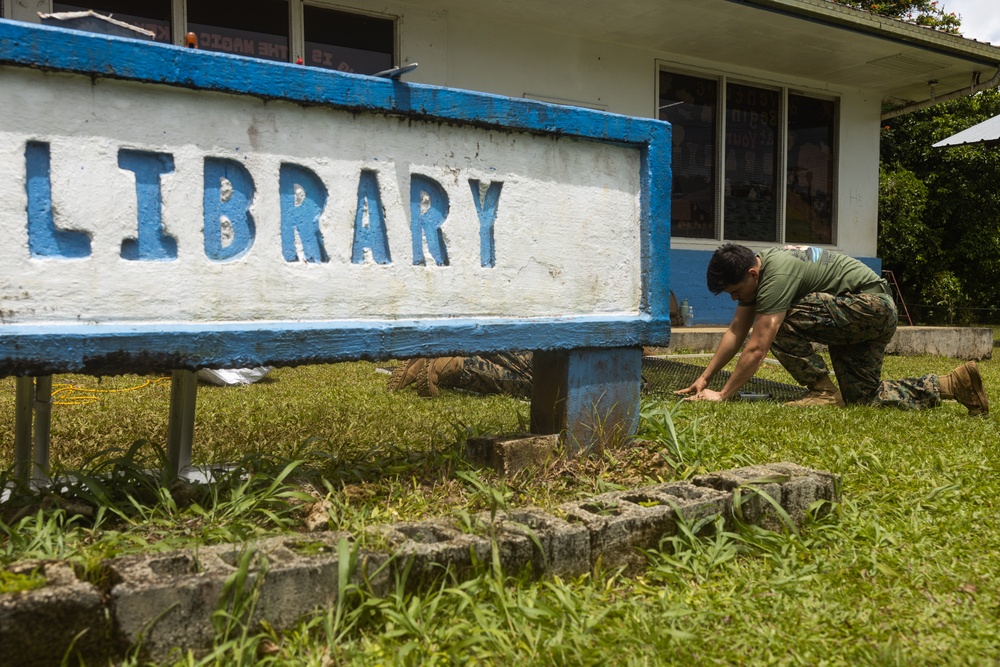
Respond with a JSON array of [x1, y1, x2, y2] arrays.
[[943, 0, 1000, 45]]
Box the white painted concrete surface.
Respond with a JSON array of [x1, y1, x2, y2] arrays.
[[0, 66, 643, 325]]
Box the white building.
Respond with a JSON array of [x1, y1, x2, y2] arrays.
[[5, 0, 1000, 323]]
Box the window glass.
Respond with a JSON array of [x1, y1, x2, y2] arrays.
[[786, 94, 835, 244], [53, 1, 171, 43], [659, 71, 717, 239], [188, 0, 289, 62], [724, 82, 779, 243], [304, 5, 394, 75]]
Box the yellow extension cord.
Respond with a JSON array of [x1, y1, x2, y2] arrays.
[[50, 377, 172, 405]]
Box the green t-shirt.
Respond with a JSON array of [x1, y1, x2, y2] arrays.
[[746, 246, 884, 315]]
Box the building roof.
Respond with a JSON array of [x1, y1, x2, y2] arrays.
[[434, 0, 1000, 107]]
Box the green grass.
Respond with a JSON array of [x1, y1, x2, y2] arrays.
[[2, 355, 1000, 665]]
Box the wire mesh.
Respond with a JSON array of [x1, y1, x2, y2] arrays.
[[641, 357, 808, 402]]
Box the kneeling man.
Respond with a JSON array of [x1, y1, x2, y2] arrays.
[[677, 244, 988, 415]]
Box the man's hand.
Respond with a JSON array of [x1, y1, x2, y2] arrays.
[[674, 378, 708, 397], [683, 388, 726, 402]]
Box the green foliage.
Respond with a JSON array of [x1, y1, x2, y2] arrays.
[[832, 0, 961, 32], [0, 568, 47, 594], [4, 357, 1000, 664], [878, 164, 932, 274], [879, 89, 1000, 323]]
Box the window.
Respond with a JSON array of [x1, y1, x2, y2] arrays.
[[658, 72, 717, 239], [187, 0, 289, 63], [786, 94, 836, 244], [53, 0, 172, 43], [659, 69, 837, 244], [303, 5, 394, 75]]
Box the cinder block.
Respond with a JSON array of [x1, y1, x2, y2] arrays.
[[558, 492, 677, 574], [213, 534, 389, 630], [369, 519, 493, 592], [484, 507, 591, 579], [105, 531, 384, 662], [106, 546, 241, 661], [559, 481, 733, 574], [639, 481, 731, 527], [0, 560, 111, 667], [692, 462, 839, 531], [465, 433, 558, 475]]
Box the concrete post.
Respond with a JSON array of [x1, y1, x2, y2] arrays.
[[530, 347, 642, 455]]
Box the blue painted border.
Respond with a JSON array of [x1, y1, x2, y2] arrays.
[[0, 19, 671, 374]]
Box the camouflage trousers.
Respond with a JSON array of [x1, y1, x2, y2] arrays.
[[447, 352, 533, 399], [772, 291, 942, 409]]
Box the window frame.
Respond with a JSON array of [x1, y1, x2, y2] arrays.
[[47, 0, 399, 68], [300, 2, 398, 75], [656, 62, 840, 248]]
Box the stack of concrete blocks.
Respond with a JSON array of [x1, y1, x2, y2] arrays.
[[0, 462, 839, 665]]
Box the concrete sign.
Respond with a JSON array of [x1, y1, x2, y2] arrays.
[[0, 19, 671, 375]]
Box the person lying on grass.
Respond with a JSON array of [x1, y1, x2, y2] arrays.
[[675, 243, 988, 415], [387, 352, 532, 398]]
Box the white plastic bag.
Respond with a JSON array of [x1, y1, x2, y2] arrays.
[[196, 367, 273, 386]]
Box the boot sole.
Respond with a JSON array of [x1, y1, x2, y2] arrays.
[[965, 362, 989, 416], [387, 359, 422, 392]]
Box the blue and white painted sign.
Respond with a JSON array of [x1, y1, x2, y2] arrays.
[[0, 19, 671, 375]]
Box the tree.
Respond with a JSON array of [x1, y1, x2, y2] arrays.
[[832, 1, 1000, 323], [880, 89, 1000, 323], [833, 1, 960, 33]]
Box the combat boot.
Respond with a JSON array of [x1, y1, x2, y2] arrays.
[[416, 357, 465, 397], [939, 361, 989, 416], [786, 375, 845, 407], [387, 358, 426, 392]]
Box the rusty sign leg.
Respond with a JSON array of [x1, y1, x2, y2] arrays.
[[13, 376, 34, 482]]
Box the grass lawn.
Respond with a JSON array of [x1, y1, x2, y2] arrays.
[[1, 352, 999, 665]]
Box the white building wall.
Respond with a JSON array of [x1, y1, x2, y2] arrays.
[[836, 90, 883, 258]]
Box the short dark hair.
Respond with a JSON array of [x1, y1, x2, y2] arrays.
[[706, 244, 756, 294]]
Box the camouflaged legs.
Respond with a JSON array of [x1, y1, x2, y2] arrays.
[[771, 292, 900, 405], [449, 352, 533, 399], [871, 374, 942, 410]]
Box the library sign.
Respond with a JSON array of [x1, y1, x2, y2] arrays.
[[0, 19, 670, 375]]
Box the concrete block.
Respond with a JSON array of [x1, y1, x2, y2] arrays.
[[639, 481, 731, 527], [692, 462, 839, 531], [105, 531, 384, 662], [483, 507, 591, 579], [106, 546, 240, 661], [656, 326, 992, 360], [369, 519, 493, 592], [214, 534, 389, 629], [0, 561, 112, 667], [559, 490, 687, 574], [465, 433, 558, 476], [885, 326, 992, 361]]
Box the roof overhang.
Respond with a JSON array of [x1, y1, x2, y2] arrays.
[[432, 0, 1000, 111]]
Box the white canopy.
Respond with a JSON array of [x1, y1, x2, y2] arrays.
[[933, 113, 1000, 147]]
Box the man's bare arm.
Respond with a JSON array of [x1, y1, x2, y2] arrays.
[[675, 305, 756, 396], [712, 311, 785, 400]]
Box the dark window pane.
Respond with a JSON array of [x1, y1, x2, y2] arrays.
[[53, 1, 171, 43], [724, 82, 779, 243], [659, 71, 717, 239], [188, 0, 289, 63], [304, 6, 394, 75], [786, 94, 835, 244]]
